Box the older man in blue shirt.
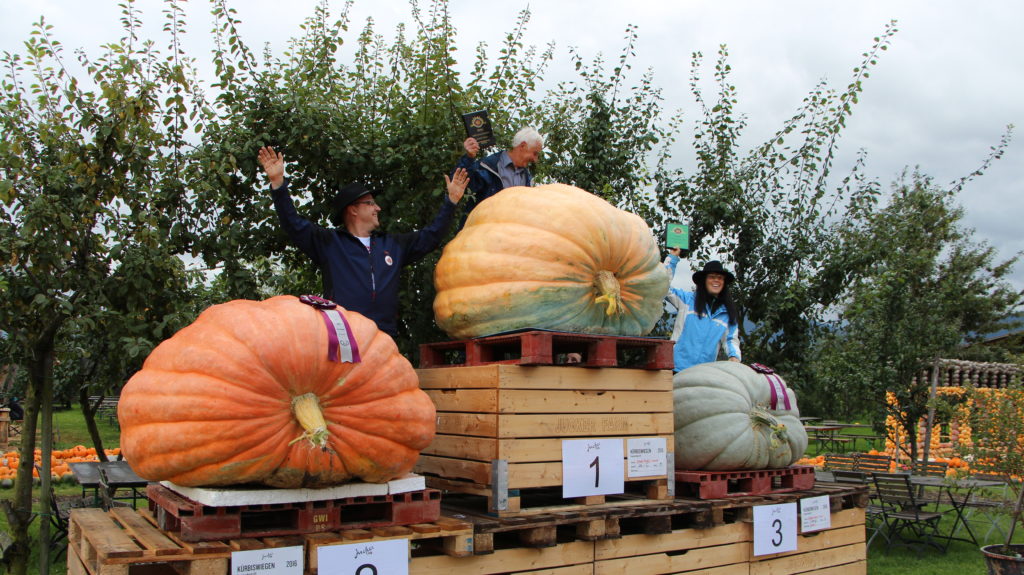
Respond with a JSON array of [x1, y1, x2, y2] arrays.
[[455, 126, 544, 216]]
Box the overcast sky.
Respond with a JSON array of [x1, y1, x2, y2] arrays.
[[3, 0, 1022, 292]]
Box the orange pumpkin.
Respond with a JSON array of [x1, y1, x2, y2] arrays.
[[434, 184, 670, 338], [118, 296, 435, 488]]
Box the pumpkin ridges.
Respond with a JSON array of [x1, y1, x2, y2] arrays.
[[674, 362, 809, 471], [120, 296, 434, 487], [435, 185, 669, 338]]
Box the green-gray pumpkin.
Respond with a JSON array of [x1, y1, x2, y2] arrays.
[[673, 361, 808, 470]]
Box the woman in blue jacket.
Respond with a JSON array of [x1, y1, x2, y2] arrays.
[[664, 249, 742, 372]]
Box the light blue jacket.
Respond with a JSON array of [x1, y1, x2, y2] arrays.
[[665, 255, 742, 372]]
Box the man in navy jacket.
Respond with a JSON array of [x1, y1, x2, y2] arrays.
[[455, 126, 544, 216], [257, 146, 468, 339]]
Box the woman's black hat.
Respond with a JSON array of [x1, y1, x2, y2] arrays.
[[692, 260, 736, 285]]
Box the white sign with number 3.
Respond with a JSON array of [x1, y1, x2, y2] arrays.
[[753, 502, 798, 556], [562, 438, 625, 498]]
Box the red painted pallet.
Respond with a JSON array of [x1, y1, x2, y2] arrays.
[[419, 330, 674, 370], [147, 483, 441, 541], [675, 465, 815, 499]]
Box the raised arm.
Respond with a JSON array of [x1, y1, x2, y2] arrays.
[[445, 167, 469, 204], [257, 146, 285, 189]]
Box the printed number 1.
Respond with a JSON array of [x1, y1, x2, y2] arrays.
[[771, 518, 783, 546], [589, 455, 600, 487]]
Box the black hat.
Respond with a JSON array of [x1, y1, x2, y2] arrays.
[[692, 260, 736, 285], [330, 182, 373, 227]]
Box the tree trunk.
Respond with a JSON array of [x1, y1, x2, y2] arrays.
[[79, 387, 108, 463], [1, 321, 60, 575]]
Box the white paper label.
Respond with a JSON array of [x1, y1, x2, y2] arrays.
[[800, 495, 831, 533], [627, 437, 667, 478], [562, 438, 625, 498], [231, 545, 303, 575], [317, 539, 408, 575], [753, 502, 798, 556]]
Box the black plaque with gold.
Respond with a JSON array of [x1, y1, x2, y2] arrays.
[[462, 109, 496, 148]]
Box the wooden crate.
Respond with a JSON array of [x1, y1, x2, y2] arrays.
[[591, 504, 866, 575], [415, 365, 674, 513], [749, 507, 866, 575], [411, 540, 595, 575], [594, 521, 751, 574]]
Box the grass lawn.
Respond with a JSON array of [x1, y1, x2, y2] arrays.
[[3, 408, 1021, 574]]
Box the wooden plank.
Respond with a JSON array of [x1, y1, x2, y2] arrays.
[[417, 365, 673, 391], [748, 543, 866, 575], [511, 565, 594, 575], [498, 413, 673, 438], [793, 561, 866, 575], [804, 507, 864, 532], [426, 389, 498, 412], [418, 456, 669, 489], [107, 507, 187, 557], [410, 540, 595, 575], [751, 526, 863, 560], [497, 390, 672, 414], [422, 435, 498, 461], [436, 413, 498, 436], [425, 436, 672, 464], [595, 522, 749, 560], [594, 541, 750, 575], [70, 508, 144, 559]]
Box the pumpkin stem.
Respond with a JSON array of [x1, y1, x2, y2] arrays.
[[290, 393, 329, 449], [750, 409, 789, 449], [593, 270, 623, 316]]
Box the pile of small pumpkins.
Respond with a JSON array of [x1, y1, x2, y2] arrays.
[[0, 446, 121, 487]]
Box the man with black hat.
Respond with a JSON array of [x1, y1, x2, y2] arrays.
[[257, 146, 468, 339], [664, 248, 742, 372]]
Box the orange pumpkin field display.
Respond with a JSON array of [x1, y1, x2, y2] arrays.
[[434, 184, 670, 338], [118, 295, 435, 488]]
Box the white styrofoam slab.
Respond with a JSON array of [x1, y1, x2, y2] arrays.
[[160, 473, 426, 507]]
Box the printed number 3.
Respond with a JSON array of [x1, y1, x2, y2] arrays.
[[589, 456, 600, 488], [771, 518, 783, 546]]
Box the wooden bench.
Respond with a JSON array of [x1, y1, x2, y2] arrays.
[[87, 396, 120, 426]]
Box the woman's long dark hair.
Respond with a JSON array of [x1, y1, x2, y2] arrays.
[[694, 280, 738, 325]]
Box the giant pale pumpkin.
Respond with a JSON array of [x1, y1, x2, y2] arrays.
[[673, 362, 808, 470], [118, 295, 435, 488], [434, 184, 670, 338]]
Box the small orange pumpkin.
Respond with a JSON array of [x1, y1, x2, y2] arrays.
[[118, 296, 435, 488]]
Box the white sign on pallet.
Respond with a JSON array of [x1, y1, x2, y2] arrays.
[[753, 502, 798, 556], [317, 539, 409, 575], [800, 495, 831, 532], [626, 437, 667, 478], [231, 545, 303, 575], [562, 438, 625, 498]]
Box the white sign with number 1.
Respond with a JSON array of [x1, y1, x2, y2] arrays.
[[562, 438, 624, 498], [753, 502, 798, 556]]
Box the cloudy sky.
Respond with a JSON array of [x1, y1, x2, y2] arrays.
[[3, 0, 1022, 291]]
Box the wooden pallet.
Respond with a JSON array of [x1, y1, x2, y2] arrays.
[[148, 483, 441, 541], [67, 506, 474, 575], [675, 466, 816, 499], [67, 507, 232, 575], [442, 494, 721, 554], [415, 365, 675, 514], [420, 330, 674, 370]]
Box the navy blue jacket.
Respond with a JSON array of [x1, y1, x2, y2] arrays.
[[271, 180, 457, 338], [455, 150, 532, 215]]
